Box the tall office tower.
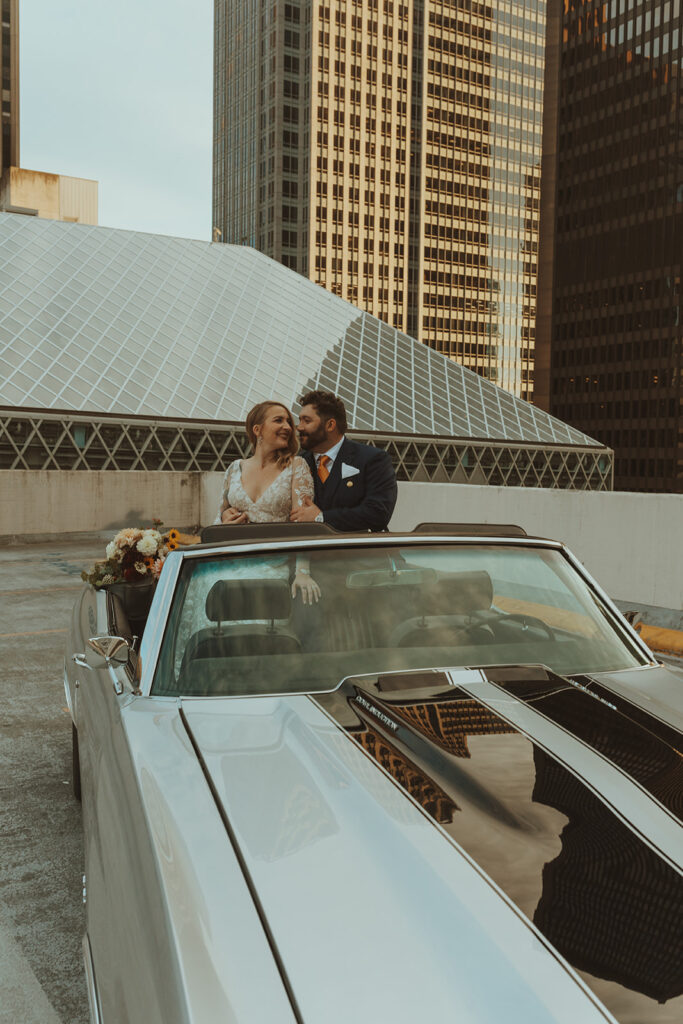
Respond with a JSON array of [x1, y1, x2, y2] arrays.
[[0, 0, 19, 177], [536, 0, 682, 493], [213, 0, 547, 398]]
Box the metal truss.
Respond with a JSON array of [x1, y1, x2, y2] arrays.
[[0, 410, 613, 490]]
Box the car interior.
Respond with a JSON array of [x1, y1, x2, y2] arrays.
[[151, 563, 598, 697]]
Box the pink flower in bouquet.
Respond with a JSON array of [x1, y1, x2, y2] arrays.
[[117, 528, 143, 547]]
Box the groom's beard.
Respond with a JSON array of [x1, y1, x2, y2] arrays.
[[298, 425, 327, 450]]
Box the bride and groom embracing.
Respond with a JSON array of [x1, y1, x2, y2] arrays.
[[214, 389, 398, 600]]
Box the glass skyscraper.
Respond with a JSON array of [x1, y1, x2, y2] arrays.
[[536, 0, 682, 493], [213, 0, 548, 400]]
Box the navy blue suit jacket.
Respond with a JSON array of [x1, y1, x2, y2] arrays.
[[303, 438, 397, 532]]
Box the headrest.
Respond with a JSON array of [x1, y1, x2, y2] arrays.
[[427, 571, 493, 614], [206, 578, 292, 622]]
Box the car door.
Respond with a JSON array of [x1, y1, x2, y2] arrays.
[[74, 588, 191, 1024]]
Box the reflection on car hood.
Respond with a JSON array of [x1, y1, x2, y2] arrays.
[[181, 688, 601, 1024], [316, 665, 683, 1024], [181, 662, 683, 1024]]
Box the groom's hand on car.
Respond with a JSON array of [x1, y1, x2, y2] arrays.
[[290, 496, 322, 523]]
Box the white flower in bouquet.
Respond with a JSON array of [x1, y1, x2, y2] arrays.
[[101, 573, 116, 585], [136, 533, 159, 556], [134, 561, 148, 574], [105, 541, 118, 560]]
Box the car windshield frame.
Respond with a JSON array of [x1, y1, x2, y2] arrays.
[[140, 535, 653, 699]]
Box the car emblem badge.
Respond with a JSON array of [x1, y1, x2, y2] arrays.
[[354, 693, 398, 732]]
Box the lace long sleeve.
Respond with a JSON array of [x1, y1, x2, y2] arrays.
[[289, 456, 321, 602], [291, 456, 315, 511], [213, 462, 237, 524]]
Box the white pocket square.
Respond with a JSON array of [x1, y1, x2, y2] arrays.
[[341, 463, 360, 478]]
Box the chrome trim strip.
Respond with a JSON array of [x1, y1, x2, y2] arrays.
[[559, 545, 657, 664], [82, 932, 102, 1024], [63, 660, 73, 720], [177, 534, 567, 559], [139, 550, 183, 697]]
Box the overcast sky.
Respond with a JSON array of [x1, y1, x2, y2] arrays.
[[19, 0, 213, 241]]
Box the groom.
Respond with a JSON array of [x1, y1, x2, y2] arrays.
[[290, 390, 397, 531]]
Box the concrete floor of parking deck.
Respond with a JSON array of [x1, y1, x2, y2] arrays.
[[0, 540, 102, 1024]]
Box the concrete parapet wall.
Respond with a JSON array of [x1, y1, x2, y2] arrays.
[[0, 470, 201, 540], [392, 482, 683, 612], [2, 470, 681, 612]]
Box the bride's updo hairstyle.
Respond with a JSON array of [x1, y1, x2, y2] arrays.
[[245, 401, 298, 468]]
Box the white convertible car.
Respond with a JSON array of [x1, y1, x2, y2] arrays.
[[64, 524, 683, 1024]]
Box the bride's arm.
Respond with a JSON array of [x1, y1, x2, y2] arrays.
[[291, 458, 321, 604], [215, 463, 249, 525], [214, 464, 232, 524]]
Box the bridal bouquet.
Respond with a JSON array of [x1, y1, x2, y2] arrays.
[[81, 524, 198, 588]]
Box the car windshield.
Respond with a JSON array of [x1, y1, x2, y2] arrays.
[[151, 543, 647, 698]]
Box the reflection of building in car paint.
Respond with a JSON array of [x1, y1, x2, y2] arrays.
[[488, 667, 683, 819], [331, 677, 683, 1020], [390, 698, 515, 759], [349, 721, 459, 826], [532, 747, 683, 1005]]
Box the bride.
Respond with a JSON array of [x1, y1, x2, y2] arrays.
[[214, 400, 320, 603]]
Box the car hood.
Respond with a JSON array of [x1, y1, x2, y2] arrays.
[[181, 663, 683, 1024], [182, 674, 626, 1024]]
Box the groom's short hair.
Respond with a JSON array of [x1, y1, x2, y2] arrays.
[[299, 390, 348, 433]]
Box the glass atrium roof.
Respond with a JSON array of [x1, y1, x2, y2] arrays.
[[0, 213, 599, 447]]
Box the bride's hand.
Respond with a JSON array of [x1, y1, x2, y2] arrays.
[[221, 507, 249, 524], [291, 570, 321, 605]]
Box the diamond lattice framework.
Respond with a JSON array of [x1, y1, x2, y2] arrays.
[[0, 412, 613, 490]]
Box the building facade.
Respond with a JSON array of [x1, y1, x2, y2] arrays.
[[536, 0, 682, 493], [0, 0, 19, 177], [0, 166, 99, 223], [213, 0, 547, 399]]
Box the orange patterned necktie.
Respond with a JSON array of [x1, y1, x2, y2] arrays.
[[317, 454, 331, 483]]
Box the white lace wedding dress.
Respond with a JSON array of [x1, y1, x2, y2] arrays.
[[170, 459, 317, 666], [213, 456, 314, 524]]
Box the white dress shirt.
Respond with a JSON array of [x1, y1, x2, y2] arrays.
[[315, 436, 345, 473], [314, 436, 345, 521]]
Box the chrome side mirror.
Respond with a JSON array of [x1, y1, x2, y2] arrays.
[[73, 636, 131, 671]]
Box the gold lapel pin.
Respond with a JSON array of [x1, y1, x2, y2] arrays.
[[346, 480, 354, 487]]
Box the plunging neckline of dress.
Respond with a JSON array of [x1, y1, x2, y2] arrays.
[[236, 459, 289, 506]]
